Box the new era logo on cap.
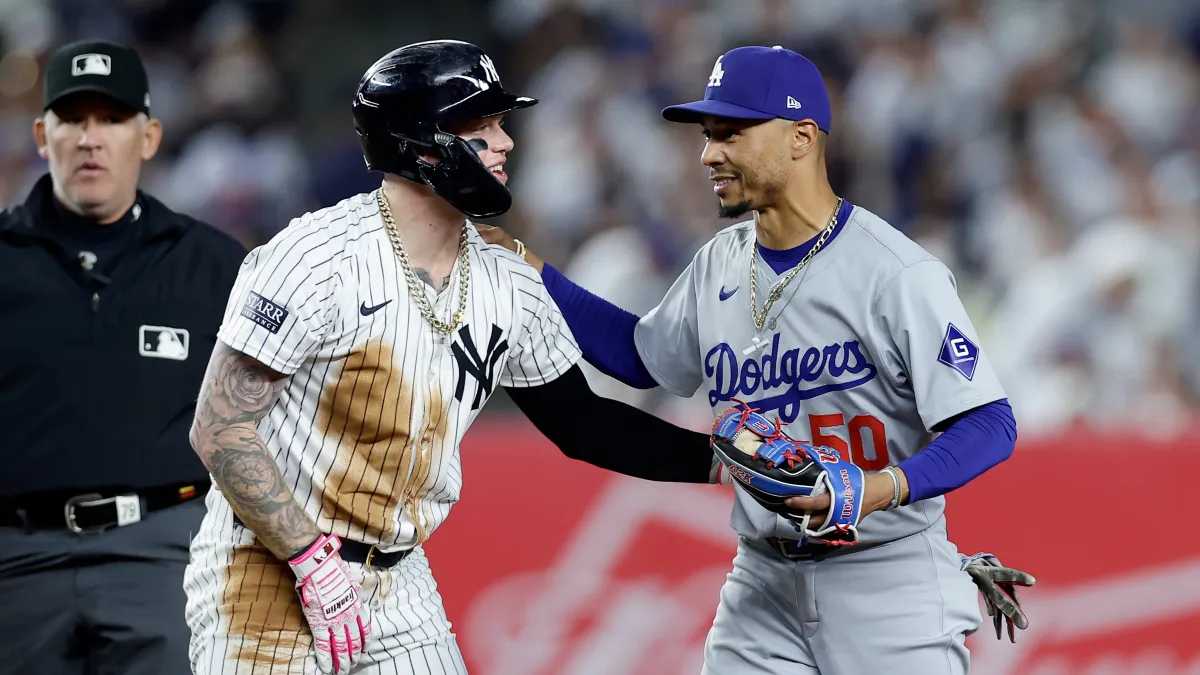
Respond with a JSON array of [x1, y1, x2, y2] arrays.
[[71, 53, 111, 77], [786, 96, 802, 109]]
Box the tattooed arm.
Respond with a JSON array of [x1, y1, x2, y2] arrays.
[[189, 342, 321, 559]]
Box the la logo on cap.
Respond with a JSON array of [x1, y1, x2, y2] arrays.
[[71, 53, 111, 77], [707, 56, 725, 87]]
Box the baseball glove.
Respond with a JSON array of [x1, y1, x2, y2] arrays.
[[710, 401, 865, 545]]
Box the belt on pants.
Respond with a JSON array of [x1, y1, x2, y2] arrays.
[[762, 536, 839, 561], [338, 539, 413, 569], [1, 481, 210, 534], [232, 513, 413, 570]]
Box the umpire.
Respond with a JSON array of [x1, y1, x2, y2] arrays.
[[0, 40, 244, 673]]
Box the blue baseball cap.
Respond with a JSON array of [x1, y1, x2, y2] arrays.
[[662, 45, 831, 132]]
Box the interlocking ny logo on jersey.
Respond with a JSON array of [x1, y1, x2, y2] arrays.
[[705, 333, 878, 423], [241, 291, 289, 334], [451, 324, 509, 410], [938, 323, 979, 380]]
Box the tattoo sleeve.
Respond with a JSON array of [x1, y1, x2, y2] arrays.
[[190, 342, 320, 560]]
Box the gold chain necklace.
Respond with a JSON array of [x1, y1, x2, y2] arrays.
[[376, 189, 471, 336], [749, 197, 842, 331]]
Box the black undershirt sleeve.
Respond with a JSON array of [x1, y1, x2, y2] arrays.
[[505, 365, 713, 483]]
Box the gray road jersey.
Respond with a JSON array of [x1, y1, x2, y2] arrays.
[[635, 204, 1006, 544]]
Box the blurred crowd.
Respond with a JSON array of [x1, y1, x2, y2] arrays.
[[2, 0, 1198, 436]]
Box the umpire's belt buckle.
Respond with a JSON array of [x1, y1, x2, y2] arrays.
[[64, 493, 142, 534]]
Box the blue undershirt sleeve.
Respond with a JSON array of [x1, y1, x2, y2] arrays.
[[540, 263, 659, 389], [898, 399, 1016, 503]]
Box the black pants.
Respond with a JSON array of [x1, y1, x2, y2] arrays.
[[0, 499, 204, 675]]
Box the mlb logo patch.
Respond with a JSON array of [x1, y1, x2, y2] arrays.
[[72, 53, 112, 77], [938, 323, 978, 380], [140, 325, 189, 361], [241, 291, 289, 334]]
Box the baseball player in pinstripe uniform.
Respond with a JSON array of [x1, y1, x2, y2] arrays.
[[182, 42, 586, 675]]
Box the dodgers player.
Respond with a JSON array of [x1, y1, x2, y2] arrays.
[[481, 46, 1020, 674]]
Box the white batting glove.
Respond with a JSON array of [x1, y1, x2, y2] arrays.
[[288, 533, 372, 673]]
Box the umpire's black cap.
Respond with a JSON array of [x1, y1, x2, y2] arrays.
[[43, 40, 150, 114]]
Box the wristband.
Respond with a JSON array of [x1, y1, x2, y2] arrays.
[[881, 466, 902, 510]]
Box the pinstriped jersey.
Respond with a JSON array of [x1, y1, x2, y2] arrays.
[[213, 190, 580, 550]]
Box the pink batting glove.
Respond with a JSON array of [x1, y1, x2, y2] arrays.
[[288, 533, 372, 673]]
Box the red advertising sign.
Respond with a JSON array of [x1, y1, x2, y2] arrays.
[[426, 418, 1199, 674]]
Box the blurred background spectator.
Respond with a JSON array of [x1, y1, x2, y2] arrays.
[[3, 0, 1197, 436]]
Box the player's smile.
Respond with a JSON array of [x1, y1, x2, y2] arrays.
[[449, 113, 512, 188], [710, 173, 738, 195]]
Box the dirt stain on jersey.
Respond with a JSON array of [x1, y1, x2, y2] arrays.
[[404, 385, 446, 543], [317, 338, 449, 543], [221, 544, 311, 672]]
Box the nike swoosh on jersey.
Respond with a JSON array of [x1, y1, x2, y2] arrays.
[[719, 286, 739, 301], [359, 299, 393, 316]]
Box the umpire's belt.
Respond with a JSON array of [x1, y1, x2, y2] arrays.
[[1, 481, 209, 534]]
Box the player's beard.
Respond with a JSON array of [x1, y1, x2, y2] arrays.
[[718, 200, 752, 218]]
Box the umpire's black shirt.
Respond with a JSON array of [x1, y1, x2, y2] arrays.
[[0, 174, 245, 495]]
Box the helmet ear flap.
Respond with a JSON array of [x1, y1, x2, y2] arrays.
[[416, 133, 511, 218]]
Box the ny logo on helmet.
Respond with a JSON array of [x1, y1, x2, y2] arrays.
[[479, 55, 500, 83], [707, 56, 725, 87]]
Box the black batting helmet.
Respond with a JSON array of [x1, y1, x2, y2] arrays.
[[352, 40, 536, 218]]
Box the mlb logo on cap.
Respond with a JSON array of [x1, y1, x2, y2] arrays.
[[662, 45, 832, 133], [43, 40, 151, 114], [71, 53, 112, 77]]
